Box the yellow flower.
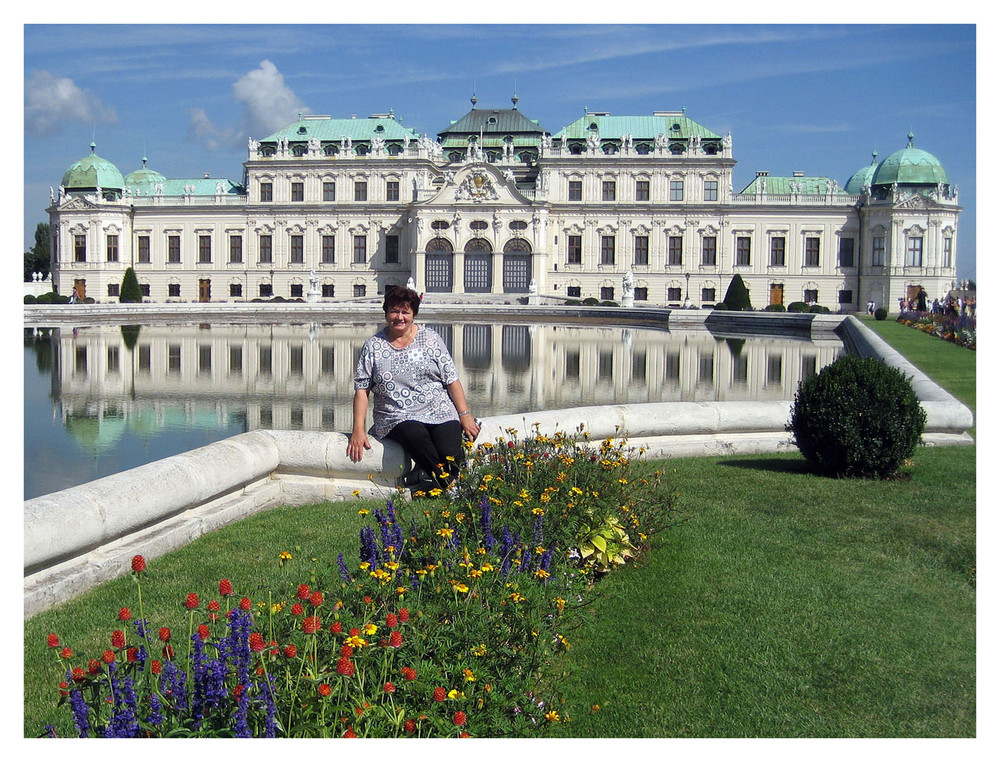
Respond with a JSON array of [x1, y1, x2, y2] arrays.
[[440, 510, 451, 518], [429, 488, 443, 497], [345, 635, 367, 648], [468, 568, 483, 579], [451, 581, 470, 594], [471, 644, 488, 657], [480, 562, 494, 573], [436, 527, 455, 540], [545, 710, 560, 722], [278, 551, 292, 561], [270, 602, 284, 614], [352, 489, 361, 497], [532, 507, 545, 516], [363, 622, 378, 636], [462, 668, 476, 682], [448, 689, 465, 700], [534, 569, 550, 580], [357, 508, 370, 515]]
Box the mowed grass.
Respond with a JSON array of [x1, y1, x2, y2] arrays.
[[24, 315, 976, 738]]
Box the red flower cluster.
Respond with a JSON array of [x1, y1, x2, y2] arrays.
[[453, 710, 467, 727], [385, 612, 398, 628], [330, 621, 343, 634], [46, 633, 60, 648], [401, 666, 417, 681], [239, 597, 252, 610], [197, 624, 211, 641], [185, 593, 199, 609], [302, 616, 321, 634], [318, 684, 332, 697], [284, 644, 297, 658], [297, 583, 311, 600], [398, 608, 410, 623], [336, 656, 355, 676], [310, 591, 324, 607], [111, 630, 126, 649], [290, 603, 304, 616], [219, 578, 233, 596], [102, 650, 115, 665], [249, 632, 266, 652], [131, 555, 146, 573], [389, 630, 403, 648], [158, 627, 171, 642], [433, 687, 446, 702], [383, 682, 396, 693], [118, 607, 132, 621]]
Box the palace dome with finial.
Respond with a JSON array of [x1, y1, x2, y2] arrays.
[[60, 142, 124, 197], [871, 133, 949, 188]]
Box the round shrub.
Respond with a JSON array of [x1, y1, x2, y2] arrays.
[[764, 303, 786, 312], [874, 307, 888, 321], [24, 294, 36, 304], [581, 297, 601, 306], [787, 355, 926, 479], [787, 301, 809, 313], [808, 304, 831, 314]]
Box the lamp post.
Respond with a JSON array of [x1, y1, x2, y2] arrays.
[[683, 272, 691, 309]]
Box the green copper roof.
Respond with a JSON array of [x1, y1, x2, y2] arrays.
[[61, 142, 124, 190], [552, 112, 721, 141], [124, 157, 168, 190], [261, 113, 421, 143], [844, 149, 879, 194], [871, 134, 948, 186], [738, 174, 848, 195], [437, 106, 546, 137]]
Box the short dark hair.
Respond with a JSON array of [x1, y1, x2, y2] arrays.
[[382, 285, 421, 316]]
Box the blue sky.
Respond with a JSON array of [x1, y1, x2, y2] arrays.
[[21, 21, 977, 281]]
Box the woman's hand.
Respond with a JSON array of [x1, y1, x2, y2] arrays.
[[347, 430, 371, 462], [460, 414, 481, 442]]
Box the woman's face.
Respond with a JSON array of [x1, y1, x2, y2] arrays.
[[385, 302, 415, 333]]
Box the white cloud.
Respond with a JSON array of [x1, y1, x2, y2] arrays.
[[186, 107, 238, 152], [24, 70, 118, 137], [232, 60, 310, 137]]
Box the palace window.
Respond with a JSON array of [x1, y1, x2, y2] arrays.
[[905, 236, 923, 267], [107, 283, 120, 298], [353, 235, 367, 264], [260, 181, 272, 202], [668, 236, 683, 266], [259, 235, 272, 264], [804, 289, 818, 303], [943, 237, 953, 268], [106, 235, 119, 262], [602, 180, 616, 201], [290, 234, 304, 264], [168, 283, 181, 298], [805, 237, 820, 267], [568, 180, 582, 201], [770, 237, 786, 266], [872, 235, 885, 266], [259, 283, 273, 298], [230, 283, 242, 298], [354, 284, 367, 297], [322, 284, 335, 297], [701, 287, 716, 303], [229, 235, 243, 264], [74, 234, 87, 263], [291, 182, 304, 202], [386, 180, 400, 201], [323, 181, 336, 201], [634, 235, 649, 266], [670, 180, 684, 201], [138, 236, 150, 264], [385, 234, 400, 264], [600, 287, 615, 301], [701, 236, 717, 266], [290, 283, 303, 298], [567, 285, 581, 298], [735, 236, 751, 266], [667, 287, 682, 302], [567, 235, 582, 264], [198, 235, 212, 264], [600, 235, 616, 265], [322, 235, 335, 264], [167, 235, 180, 264], [838, 290, 853, 304], [354, 181, 367, 201], [704, 179, 718, 202], [839, 238, 856, 267], [635, 179, 650, 201]]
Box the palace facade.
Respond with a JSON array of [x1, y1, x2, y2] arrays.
[[48, 98, 961, 311]]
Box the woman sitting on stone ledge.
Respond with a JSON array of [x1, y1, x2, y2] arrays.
[[348, 285, 480, 492]]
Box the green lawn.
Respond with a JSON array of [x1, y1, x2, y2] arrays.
[[24, 315, 976, 738]]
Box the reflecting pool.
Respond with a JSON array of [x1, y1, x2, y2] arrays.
[[24, 320, 844, 498]]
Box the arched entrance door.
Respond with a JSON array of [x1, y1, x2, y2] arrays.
[[424, 238, 454, 293], [502, 239, 532, 294], [464, 239, 493, 293]]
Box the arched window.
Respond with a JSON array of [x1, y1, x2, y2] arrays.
[[465, 238, 493, 252], [426, 238, 453, 252], [504, 238, 531, 254]]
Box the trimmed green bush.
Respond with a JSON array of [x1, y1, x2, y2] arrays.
[[875, 307, 888, 321], [808, 304, 831, 314], [722, 274, 752, 311], [787, 301, 809, 313], [24, 294, 36, 304], [787, 355, 926, 479], [119, 267, 142, 303], [582, 297, 601, 306], [714, 302, 728, 310], [763, 303, 785, 312]]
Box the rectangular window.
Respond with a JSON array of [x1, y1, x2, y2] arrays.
[[386, 180, 400, 201], [600, 235, 615, 266], [905, 237, 922, 267], [107, 283, 120, 298], [168, 283, 181, 297], [140, 284, 150, 297], [321, 346, 335, 375], [634, 287, 648, 301], [804, 288, 819, 303], [667, 286, 682, 302], [567, 285, 581, 298], [260, 181, 272, 202], [701, 287, 716, 303], [567, 235, 582, 265], [259, 346, 272, 375], [74, 234, 87, 263], [668, 236, 683, 266], [229, 345, 243, 374], [198, 345, 212, 375], [634, 235, 649, 267], [322, 284, 335, 298], [198, 235, 212, 263], [167, 235, 180, 264], [568, 180, 582, 201], [602, 180, 616, 201], [600, 286, 615, 302], [942, 237, 953, 268], [229, 235, 243, 264], [167, 344, 181, 373], [770, 237, 786, 267], [259, 283, 273, 298], [872, 235, 886, 266], [230, 283, 242, 298], [838, 289, 853, 304], [322, 235, 335, 264], [290, 234, 304, 264], [840, 238, 856, 267], [353, 235, 367, 264], [137, 235, 150, 263], [566, 349, 580, 379], [702, 236, 717, 266], [323, 181, 336, 201], [354, 181, 367, 201], [353, 284, 367, 297], [290, 283, 303, 298], [289, 345, 303, 376], [635, 180, 650, 201], [805, 237, 820, 267], [670, 180, 684, 201], [385, 234, 400, 264], [704, 180, 718, 202], [106, 235, 119, 262], [259, 235, 272, 264], [291, 182, 304, 202], [735, 236, 751, 266]]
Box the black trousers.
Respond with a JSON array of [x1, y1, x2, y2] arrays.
[[385, 419, 463, 487]]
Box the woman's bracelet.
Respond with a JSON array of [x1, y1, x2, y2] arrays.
[[458, 410, 471, 417]]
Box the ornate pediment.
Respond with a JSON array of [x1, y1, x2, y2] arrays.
[[59, 195, 98, 212], [897, 193, 935, 210], [420, 164, 529, 207]]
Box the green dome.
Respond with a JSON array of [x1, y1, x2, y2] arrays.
[[61, 142, 124, 190], [124, 156, 167, 192], [872, 133, 948, 187], [844, 149, 879, 194]]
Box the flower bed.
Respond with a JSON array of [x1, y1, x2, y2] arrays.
[[41, 427, 679, 738], [897, 311, 975, 350]]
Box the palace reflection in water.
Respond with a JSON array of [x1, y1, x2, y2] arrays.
[[25, 321, 843, 497]]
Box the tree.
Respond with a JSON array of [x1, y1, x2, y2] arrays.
[[120, 267, 143, 303], [23, 222, 51, 282], [722, 273, 752, 311]]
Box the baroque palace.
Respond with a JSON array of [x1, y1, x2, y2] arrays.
[[48, 97, 960, 310]]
